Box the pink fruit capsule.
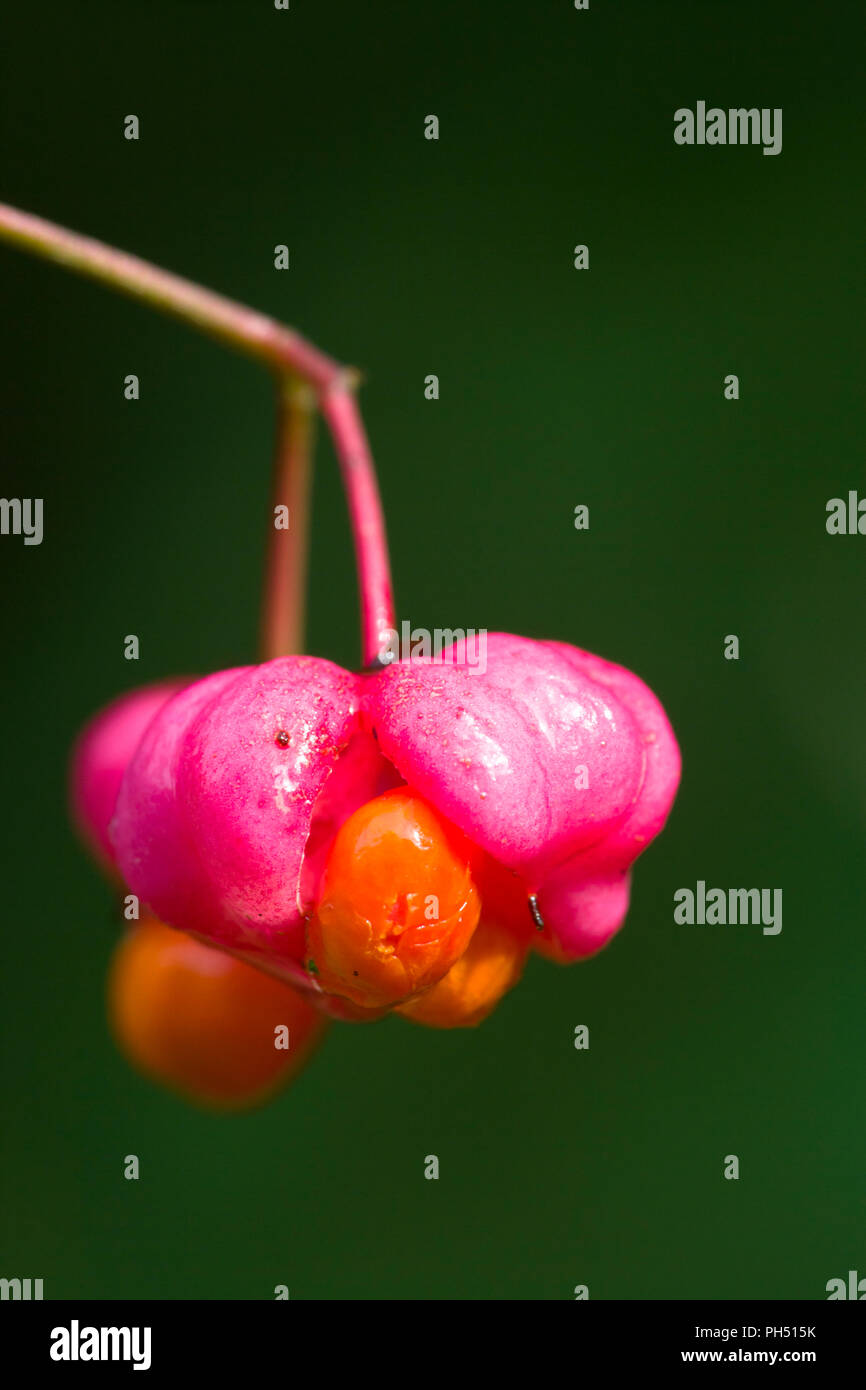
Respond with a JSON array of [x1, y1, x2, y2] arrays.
[[105, 637, 678, 980]]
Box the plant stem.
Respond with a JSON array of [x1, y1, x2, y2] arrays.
[[260, 378, 315, 661], [321, 385, 395, 668], [0, 201, 396, 664], [0, 202, 341, 385]]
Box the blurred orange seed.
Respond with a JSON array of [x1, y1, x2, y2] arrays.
[[108, 916, 326, 1109]]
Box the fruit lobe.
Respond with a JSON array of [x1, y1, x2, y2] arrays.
[[69, 679, 188, 872], [362, 632, 680, 960]]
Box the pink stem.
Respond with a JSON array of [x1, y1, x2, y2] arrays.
[[0, 200, 396, 663], [0, 201, 341, 386], [260, 380, 315, 661], [320, 386, 395, 668]]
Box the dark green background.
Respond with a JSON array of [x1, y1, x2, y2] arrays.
[[1, 0, 863, 1299]]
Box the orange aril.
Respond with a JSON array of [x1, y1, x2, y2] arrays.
[[307, 789, 480, 1009]]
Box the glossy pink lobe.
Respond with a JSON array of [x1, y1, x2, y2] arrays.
[[112, 657, 390, 987], [533, 643, 680, 958], [111, 666, 250, 941], [363, 633, 680, 960], [364, 633, 647, 883], [69, 679, 189, 872]]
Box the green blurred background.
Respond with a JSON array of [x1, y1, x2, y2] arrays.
[[1, 0, 863, 1299]]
